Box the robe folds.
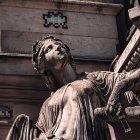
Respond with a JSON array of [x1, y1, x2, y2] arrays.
[[6, 71, 128, 140], [36, 72, 127, 140], [6, 114, 38, 140]]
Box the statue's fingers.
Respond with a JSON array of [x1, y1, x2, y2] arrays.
[[109, 105, 113, 113]]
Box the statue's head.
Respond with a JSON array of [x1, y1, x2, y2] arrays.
[[32, 35, 75, 90]]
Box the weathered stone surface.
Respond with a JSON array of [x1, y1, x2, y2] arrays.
[[1, 30, 118, 59], [0, 7, 118, 38], [0, 53, 110, 75], [0, 85, 50, 103], [0, 0, 122, 15], [0, 1, 122, 60]]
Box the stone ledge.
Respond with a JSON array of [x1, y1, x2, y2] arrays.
[[0, 74, 48, 90], [0, 52, 32, 58], [0, 0, 123, 15], [0, 52, 110, 75], [0, 120, 13, 127], [0, 52, 113, 62], [0, 88, 50, 103]]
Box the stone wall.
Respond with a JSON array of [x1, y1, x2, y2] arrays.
[[0, 0, 122, 59]]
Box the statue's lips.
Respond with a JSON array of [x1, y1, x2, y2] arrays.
[[57, 51, 66, 57]]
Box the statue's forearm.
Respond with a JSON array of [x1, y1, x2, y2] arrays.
[[108, 68, 140, 106], [107, 79, 133, 106]]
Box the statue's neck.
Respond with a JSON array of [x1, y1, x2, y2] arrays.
[[51, 64, 77, 86]]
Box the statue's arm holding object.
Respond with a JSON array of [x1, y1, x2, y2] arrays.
[[94, 69, 140, 133], [106, 68, 140, 116]]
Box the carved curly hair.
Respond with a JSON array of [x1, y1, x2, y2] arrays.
[[32, 35, 76, 90]]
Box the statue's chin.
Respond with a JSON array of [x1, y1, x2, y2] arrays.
[[52, 57, 67, 70], [61, 57, 68, 68]]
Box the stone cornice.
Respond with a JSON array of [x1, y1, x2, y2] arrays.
[[0, 52, 112, 62], [0, 0, 123, 15], [0, 87, 50, 103]]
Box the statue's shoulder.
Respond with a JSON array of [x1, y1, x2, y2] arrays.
[[86, 71, 120, 84], [45, 85, 74, 106], [86, 71, 101, 81], [87, 71, 118, 79]]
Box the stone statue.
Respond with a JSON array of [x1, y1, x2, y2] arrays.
[[6, 35, 140, 140]]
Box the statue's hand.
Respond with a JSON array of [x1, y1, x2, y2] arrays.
[[106, 101, 123, 116]]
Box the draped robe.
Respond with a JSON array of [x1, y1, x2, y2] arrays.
[[6, 71, 128, 140]]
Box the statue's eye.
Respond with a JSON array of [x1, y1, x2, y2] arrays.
[[48, 45, 53, 50], [45, 45, 53, 53]]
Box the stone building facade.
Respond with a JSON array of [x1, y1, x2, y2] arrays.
[[0, 0, 123, 139]]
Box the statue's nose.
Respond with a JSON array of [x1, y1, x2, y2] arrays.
[[56, 46, 61, 51]]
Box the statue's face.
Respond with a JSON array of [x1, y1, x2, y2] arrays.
[[42, 39, 69, 70]]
